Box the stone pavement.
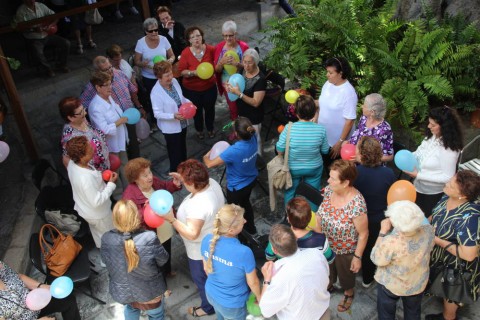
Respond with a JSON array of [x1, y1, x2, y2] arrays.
[[0, 0, 479, 319]]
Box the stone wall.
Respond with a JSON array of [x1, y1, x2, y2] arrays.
[[394, 0, 480, 23]]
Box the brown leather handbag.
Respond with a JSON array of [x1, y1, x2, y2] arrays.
[[39, 224, 82, 277]]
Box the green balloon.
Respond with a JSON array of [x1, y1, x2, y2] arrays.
[[246, 293, 261, 316], [153, 55, 166, 64]]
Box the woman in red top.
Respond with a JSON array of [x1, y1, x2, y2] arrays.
[[214, 20, 249, 121], [178, 27, 217, 140], [122, 157, 181, 276]]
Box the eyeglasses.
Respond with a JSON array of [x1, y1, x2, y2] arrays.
[[74, 107, 86, 116], [101, 65, 113, 72], [146, 29, 159, 33], [100, 82, 112, 87], [223, 34, 235, 38]]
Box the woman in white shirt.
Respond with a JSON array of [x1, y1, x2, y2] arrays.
[[66, 136, 118, 248], [134, 18, 175, 121], [88, 71, 129, 190], [316, 57, 358, 163], [163, 159, 225, 317], [404, 106, 463, 217], [151, 61, 191, 172]]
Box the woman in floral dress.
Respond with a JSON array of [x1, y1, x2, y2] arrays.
[[316, 159, 368, 312]]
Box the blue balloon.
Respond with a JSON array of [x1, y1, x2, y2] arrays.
[[123, 108, 141, 125], [50, 276, 73, 299], [228, 74, 246, 92], [394, 150, 418, 172], [150, 190, 174, 215], [227, 91, 239, 101]]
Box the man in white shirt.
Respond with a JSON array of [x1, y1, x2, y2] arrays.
[[259, 224, 331, 320]]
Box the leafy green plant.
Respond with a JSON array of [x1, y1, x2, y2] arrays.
[[0, 55, 21, 70], [263, 0, 480, 135]]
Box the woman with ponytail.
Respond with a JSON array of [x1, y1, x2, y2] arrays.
[[204, 116, 259, 235], [200, 204, 261, 320], [101, 200, 169, 320]]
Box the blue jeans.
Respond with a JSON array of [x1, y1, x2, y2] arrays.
[[188, 258, 215, 314], [124, 301, 165, 320], [284, 167, 323, 211], [206, 293, 247, 320], [377, 284, 423, 320]]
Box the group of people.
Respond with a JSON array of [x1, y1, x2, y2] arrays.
[[6, 1, 480, 320]]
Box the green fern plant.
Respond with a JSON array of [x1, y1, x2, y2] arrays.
[[263, 0, 480, 135]]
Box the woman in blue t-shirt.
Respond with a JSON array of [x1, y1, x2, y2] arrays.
[[204, 117, 258, 234], [201, 204, 261, 320]]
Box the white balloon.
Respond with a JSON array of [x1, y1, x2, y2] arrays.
[[209, 141, 230, 160], [0, 141, 10, 163]]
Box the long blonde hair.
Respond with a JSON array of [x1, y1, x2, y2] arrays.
[[112, 200, 142, 272], [205, 204, 245, 274]]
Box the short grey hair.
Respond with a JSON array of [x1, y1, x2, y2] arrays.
[[92, 56, 108, 70], [243, 48, 260, 66], [269, 224, 297, 257], [222, 20, 237, 34], [385, 200, 425, 233], [364, 93, 386, 120], [143, 18, 158, 31]]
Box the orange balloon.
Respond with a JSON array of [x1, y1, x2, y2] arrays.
[[277, 125, 285, 133], [387, 180, 417, 205], [471, 109, 480, 129]]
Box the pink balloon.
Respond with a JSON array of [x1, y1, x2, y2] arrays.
[[26, 288, 52, 311], [209, 141, 230, 160], [179, 102, 197, 119], [340, 143, 356, 160], [143, 203, 165, 228], [109, 154, 121, 171], [136, 118, 151, 140], [0, 141, 10, 163]]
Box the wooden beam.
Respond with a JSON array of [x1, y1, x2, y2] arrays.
[[0, 0, 142, 35], [0, 45, 38, 160]]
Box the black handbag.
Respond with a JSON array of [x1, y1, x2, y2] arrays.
[[427, 245, 474, 304]]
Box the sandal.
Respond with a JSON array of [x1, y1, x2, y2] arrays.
[[196, 132, 205, 140], [87, 40, 97, 49], [188, 306, 208, 317], [337, 294, 354, 312]]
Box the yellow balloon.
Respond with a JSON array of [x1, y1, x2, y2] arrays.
[[224, 64, 237, 75], [196, 62, 214, 80], [285, 90, 300, 104], [306, 211, 317, 230], [225, 50, 240, 62]]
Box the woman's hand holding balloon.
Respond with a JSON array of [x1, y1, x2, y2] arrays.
[[228, 83, 241, 96], [403, 168, 418, 178], [163, 207, 175, 223], [115, 117, 128, 127], [174, 112, 185, 121]]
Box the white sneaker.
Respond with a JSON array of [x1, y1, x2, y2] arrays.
[[115, 10, 123, 19], [362, 280, 374, 288], [130, 6, 139, 15]]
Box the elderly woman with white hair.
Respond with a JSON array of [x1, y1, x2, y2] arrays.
[[347, 93, 394, 162], [227, 48, 266, 155], [214, 20, 249, 121], [371, 200, 435, 320], [134, 17, 175, 121]]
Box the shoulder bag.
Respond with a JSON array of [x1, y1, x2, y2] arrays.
[[267, 122, 293, 209], [426, 244, 474, 305], [39, 224, 83, 277]]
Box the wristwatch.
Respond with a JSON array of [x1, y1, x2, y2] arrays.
[[263, 280, 271, 285], [378, 233, 387, 237]]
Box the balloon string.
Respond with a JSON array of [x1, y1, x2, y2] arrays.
[[222, 121, 234, 132]]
